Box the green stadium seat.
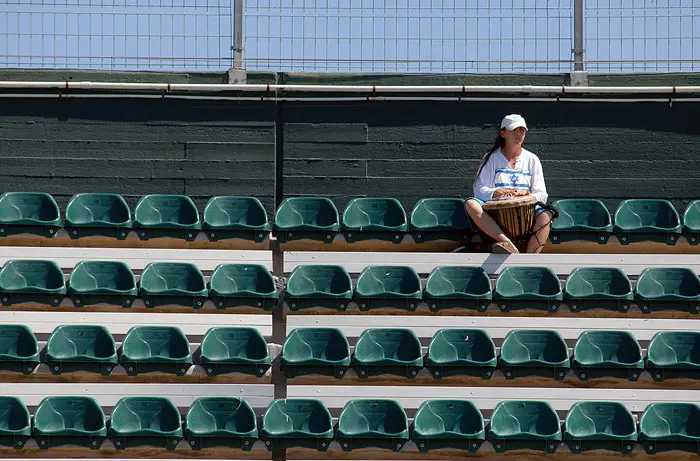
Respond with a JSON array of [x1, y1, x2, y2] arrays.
[[412, 400, 485, 453], [409, 198, 472, 243], [281, 328, 350, 378], [489, 401, 562, 453], [285, 265, 352, 311], [354, 266, 422, 312], [185, 397, 258, 450], [33, 396, 107, 450], [202, 196, 270, 243], [260, 399, 333, 451], [199, 327, 271, 377], [64, 193, 132, 240], [426, 329, 497, 379], [494, 267, 563, 312], [640, 402, 700, 454], [274, 197, 339, 243], [0, 325, 40, 374], [139, 262, 208, 309], [67, 261, 137, 308], [635, 268, 700, 314], [614, 199, 682, 245], [341, 198, 408, 243], [564, 401, 637, 454], [549, 199, 613, 244], [120, 326, 192, 376], [646, 332, 700, 381], [46, 325, 118, 375], [0, 192, 61, 238], [0, 260, 66, 307], [683, 200, 700, 245], [564, 267, 634, 313], [572, 331, 643, 381], [109, 397, 182, 450], [0, 396, 30, 449], [424, 266, 492, 312], [499, 330, 570, 380], [352, 328, 423, 379], [133, 194, 200, 241], [208, 264, 278, 310], [336, 400, 409, 452]]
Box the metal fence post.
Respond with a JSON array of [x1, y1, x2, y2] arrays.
[[570, 0, 588, 85], [229, 0, 246, 83], [271, 240, 286, 461]]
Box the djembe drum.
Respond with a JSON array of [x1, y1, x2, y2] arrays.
[[482, 195, 558, 251]]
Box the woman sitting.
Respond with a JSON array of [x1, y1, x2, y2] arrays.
[[466, 114, 553, 254]]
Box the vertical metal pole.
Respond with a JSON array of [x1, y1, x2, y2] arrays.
[[573, 0, 585, 71], [271, 240, 286, 461], [233, 0, 244, 69], [271, 243, 286, 401]]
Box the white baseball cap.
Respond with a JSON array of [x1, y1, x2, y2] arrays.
[[500, 114, 528, 131]]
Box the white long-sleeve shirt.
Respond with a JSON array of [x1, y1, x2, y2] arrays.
[[473, 147, 548, 203]]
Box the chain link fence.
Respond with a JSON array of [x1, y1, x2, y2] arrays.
[[585, 0, 700, 72], [0, 0, 698, 73], [244, 0, 574, 73], [0, 0, 235, 70]]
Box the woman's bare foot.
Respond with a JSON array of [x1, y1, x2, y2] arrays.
[[492, 240, 520, 254]]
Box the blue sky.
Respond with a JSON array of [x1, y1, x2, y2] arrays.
[[0, 0, 698, 73]]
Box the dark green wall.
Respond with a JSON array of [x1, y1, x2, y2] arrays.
[[0, 98, 277, 213], [283, 100, 700, 213], [1, 69, 699, 217]]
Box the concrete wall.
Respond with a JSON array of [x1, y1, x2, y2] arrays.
[[1, 69, 699, 217], [0, 98, 277, 213]]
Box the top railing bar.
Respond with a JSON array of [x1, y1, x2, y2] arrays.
[[2, 81, 700, 95]]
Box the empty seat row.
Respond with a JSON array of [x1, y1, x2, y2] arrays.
[[285, 265, 700, 314], [258, 398, 691, 454], [552, 198, 699, 245], [275, 197, 472, 243], [3, 260, 699, 314], [0, 193, 270, 242], [0, 395, 697, 454], [3, 324, 699, 382], [282, 328, 700, 382], [0, 395, 240, 451], [0, 260, 278, 310], [0, 325, 270, 377], [0, 193, 472, 244], [0, 193, 470, 244]]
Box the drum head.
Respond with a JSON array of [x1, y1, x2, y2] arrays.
[[482, 194, 537, 211]]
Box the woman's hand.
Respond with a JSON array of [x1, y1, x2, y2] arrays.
[[493, 188, 530, 199], [492, 188, 516, 198]]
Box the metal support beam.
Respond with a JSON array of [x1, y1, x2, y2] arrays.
[[233, 0, 244, 69], [570, 0, 588, 86], [229, 0, 246, 83], [573, 0, 585, 71]]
